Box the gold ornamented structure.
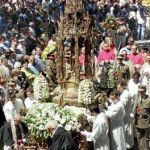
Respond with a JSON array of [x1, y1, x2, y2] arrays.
[[57, 0, 94, 88]]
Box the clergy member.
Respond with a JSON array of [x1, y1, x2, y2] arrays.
[[98, 43, 115, 63], [81, 104, 110, 150], [127, 45, 144, 67], [117, 80, 134, 149], [46, 120, 78, 150], [105, 90, 126, 150]]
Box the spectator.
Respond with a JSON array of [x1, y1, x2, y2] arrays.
[[28, 55, 39, 75], [3, 91, 24, 122], [24, 87, 36, 109]]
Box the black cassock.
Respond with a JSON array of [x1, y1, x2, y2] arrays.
[[0, 122, 28, 147], [48, 127, 78, 150]]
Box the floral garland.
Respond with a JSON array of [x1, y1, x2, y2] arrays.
[[33, 75, 49, 102], [103, 16, 118, 30], [24, 103, 83, 140], [78, 79, 95, 107]]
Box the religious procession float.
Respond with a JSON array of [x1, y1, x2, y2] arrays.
[[18, 0, 150, 149], [19, 1, 97, 149]]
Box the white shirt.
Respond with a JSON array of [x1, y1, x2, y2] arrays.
[[24, 97, 36, 109], [136, 9, 145, 24], [105, 100, 126, 150], [140, 63, 150, 75], [84, 113, 110, 150], [3, 99, 25, 121], [17, 44, 26, 55]]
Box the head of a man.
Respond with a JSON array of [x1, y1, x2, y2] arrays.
[[46, 120, 58, 135], [1, 57, 8, 66], [89, 104, 100, 116], [9, 91, 16, 103], [138, 86, 147, 99], [121, 50, 128, 60], [14, 114, 22, 126], [131, 45, 137, 54], [12, 70, 20, 81], [117, 55, 123, 64], [132, 72, 140, 83], [105, 37, 113, 46], [110, 90, 119, 102], [26, 87, 33, 98], [8, 81, 16, 91], [103, 43, 109, 52], [35, 47, 42, 56], [22, 60, 28, 69], [29, 55, 35, 64], [117, 79, 126, 93], [127, 38, 134, 47]]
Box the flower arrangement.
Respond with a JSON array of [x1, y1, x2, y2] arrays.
[[24, 103, 83, 140], [78, 79, 95, 107], [103, 16, 118, 30], [33, 75, 49, 102]]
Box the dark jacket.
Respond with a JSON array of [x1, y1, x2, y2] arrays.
[[48, 127, 78, 150], [0, 122, 28, 146]]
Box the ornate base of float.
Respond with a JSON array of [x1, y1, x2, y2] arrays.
[[17, 138, 48, 150], [51, 83, 81, 107], [49, 74, 81, 106]]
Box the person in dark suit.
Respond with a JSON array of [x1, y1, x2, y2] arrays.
[[46, 120, 78, 150], [0, 114, 28, 150]]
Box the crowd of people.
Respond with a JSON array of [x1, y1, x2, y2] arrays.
[[0, 0, 150, 150]]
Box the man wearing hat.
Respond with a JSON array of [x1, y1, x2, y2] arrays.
[[114, 55, 130, 83], [135, 85, 150, 150], [8, 80, 18, 94], [45, 53, 57, 90]]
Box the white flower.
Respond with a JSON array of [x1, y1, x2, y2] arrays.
[[60, 118, 66, 124], [55, 115, 60, 121], [78, 79, 95, 106], [24, 102, 86, 139], [38, 125, 45, 130]]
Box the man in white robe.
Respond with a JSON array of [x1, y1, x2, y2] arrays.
[[3, 92, 24, 122], [117, 80, 134, 149], [127, 72, 141, 108], [105, 90, 126, 150], [140, 55, 150, 97], [81, 104, 110, 150]]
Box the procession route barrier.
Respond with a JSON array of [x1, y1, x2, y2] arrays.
[[135, 40, 150, 50]]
